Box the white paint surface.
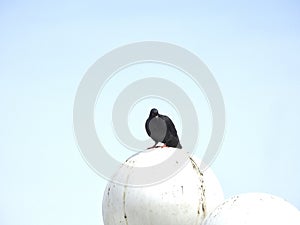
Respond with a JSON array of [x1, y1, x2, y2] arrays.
[[102, 148, 224, 225], [202, 192, 300, 225]]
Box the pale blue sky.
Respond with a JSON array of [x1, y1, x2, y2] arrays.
[[1, 1, 300, 224]]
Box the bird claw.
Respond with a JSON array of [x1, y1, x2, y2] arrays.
[[147, 145, 167, 149], [146, 146, 158, 150]]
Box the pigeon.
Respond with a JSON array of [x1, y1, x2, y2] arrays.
[[145, 108, 182, 149]]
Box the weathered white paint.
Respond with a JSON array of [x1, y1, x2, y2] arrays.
[[102, 148, 223, 225], [202, 192, 300, 225]]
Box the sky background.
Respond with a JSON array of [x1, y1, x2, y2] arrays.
[[1, 0, 300, 225]]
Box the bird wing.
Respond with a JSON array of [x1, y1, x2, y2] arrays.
[[145, 118, 151, 136], [160, 115, 178, 137]]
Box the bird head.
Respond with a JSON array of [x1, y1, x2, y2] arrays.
[[149, 108, 159, 118]]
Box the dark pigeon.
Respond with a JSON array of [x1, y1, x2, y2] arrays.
[[145, 108, 182, 149]]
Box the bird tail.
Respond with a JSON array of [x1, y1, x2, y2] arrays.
[[177, 142, 182, 149]]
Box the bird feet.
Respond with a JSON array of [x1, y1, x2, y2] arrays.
[[146, 144, 167, 149]]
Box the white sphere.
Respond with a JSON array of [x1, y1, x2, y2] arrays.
[[102, 147, 224, 225], [202, 192, 300, 225]]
